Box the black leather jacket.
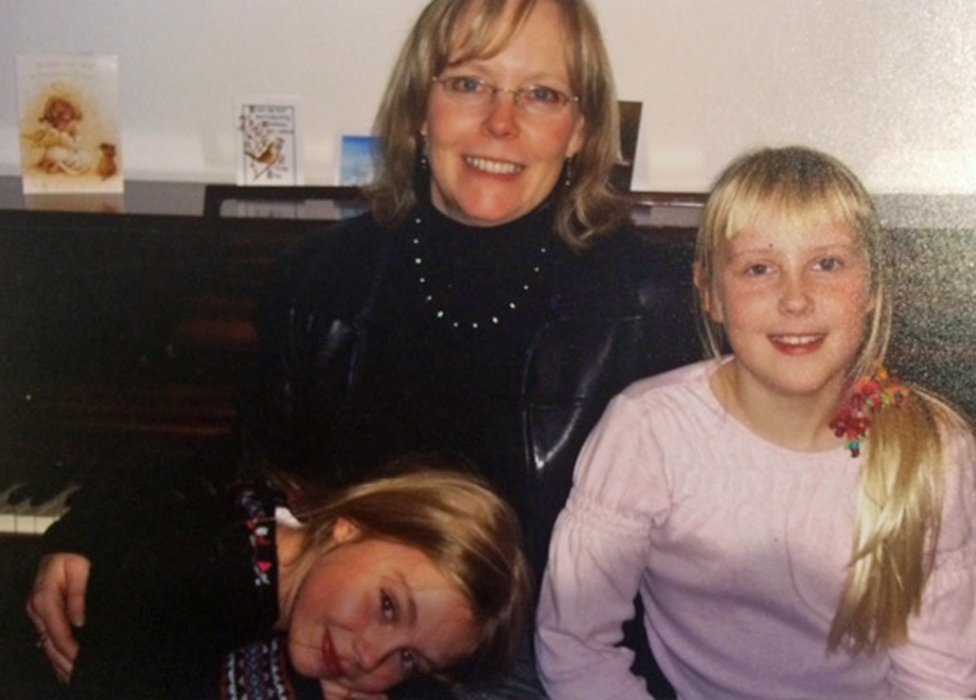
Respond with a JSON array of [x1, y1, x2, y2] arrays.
[[244, 210, 701, 575]]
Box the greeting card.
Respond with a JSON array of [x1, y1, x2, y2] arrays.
[[339, 135, 381, 186], [17, 54, 123, 194], [236, 96, 302, 186]]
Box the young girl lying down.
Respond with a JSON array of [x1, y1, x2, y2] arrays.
[[36, 456, 531, 700]]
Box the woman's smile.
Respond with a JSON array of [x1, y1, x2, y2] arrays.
[[465, 155, 524, 175], [423, 0, 584, 227]]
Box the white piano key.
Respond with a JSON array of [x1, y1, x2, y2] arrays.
[[34, 484, 81, 534], [0, 482, 24, 534], [14, 501, 36, 535], [0, 482, 79, 535]]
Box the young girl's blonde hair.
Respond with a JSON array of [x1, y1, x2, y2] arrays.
[[695, 145, 965, 653], [277, 458, 532, 685]]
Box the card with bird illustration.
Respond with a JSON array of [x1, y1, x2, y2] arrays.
[[236, 95, 302, 186]]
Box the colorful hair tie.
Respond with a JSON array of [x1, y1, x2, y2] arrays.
[[829, 367, 909, 458]]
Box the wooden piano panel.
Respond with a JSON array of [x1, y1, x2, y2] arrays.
[[0, 195, 350, 534], [0, 184, 357, 697]]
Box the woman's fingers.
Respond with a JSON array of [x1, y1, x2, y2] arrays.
[[25, 553, 91, 682]]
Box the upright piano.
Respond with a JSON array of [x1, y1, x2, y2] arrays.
[[0, 179, 365, 697], [0, 180, 364, 538]]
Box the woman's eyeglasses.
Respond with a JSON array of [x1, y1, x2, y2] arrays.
[[432, 75, 579, 116]]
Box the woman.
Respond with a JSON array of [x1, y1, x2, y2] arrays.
[[28, 1, 698, 697]]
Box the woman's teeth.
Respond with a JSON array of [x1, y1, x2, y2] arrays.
[[466, 156, 522, 175]]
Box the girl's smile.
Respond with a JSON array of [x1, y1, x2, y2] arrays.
[[768, 333, 826, 355], [279, 518, 478, 694], [701, 209, 872, 448], [319, 628, 344, 678]]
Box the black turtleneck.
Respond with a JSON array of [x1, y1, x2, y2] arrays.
[[325, 196, 565, 513]]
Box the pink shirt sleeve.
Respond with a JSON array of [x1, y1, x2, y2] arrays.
[[536, 391, 667, 700]]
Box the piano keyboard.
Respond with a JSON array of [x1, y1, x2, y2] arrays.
[[0, 483, 80, 536]]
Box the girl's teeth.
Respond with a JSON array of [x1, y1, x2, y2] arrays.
[[776, 335, 818, 345]]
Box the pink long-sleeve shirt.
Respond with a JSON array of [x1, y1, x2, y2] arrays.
[[537, 360, 976, 699]]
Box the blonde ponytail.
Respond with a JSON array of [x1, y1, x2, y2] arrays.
[[828, 386, 963, 652]]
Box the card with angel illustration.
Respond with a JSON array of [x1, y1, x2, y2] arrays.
[[17, 54, 123, 194]]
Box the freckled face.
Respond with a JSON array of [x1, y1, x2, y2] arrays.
[[704, 211, 871, 403], [423, 0, 585, 227], [285, 521, 478, 695]]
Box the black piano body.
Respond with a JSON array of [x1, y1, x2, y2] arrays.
[[0, 180, 360, 698]]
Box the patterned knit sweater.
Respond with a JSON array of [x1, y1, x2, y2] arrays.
[[63, 477, 321, 699]]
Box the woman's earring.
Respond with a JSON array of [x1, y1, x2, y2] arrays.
[[419, 136, 430, 172], [563, 157, 574, 188]]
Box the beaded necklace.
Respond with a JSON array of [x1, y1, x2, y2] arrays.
[[406, 209, 553, 332]]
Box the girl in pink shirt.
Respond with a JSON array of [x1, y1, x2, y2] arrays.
[[537, 146, 976, 698]]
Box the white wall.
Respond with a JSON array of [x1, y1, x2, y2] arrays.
[[2, 0, 975, 194]]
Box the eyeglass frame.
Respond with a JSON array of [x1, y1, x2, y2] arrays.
[[431, 75, 580, 115]]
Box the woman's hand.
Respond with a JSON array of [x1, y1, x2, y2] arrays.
[[320, 679, 387, 700], [25, 553, 91, 683]]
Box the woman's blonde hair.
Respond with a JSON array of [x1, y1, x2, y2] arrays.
[[694, 145, 964, 653], [366, 0, 629, 251], [280, 460, 532, 685]]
